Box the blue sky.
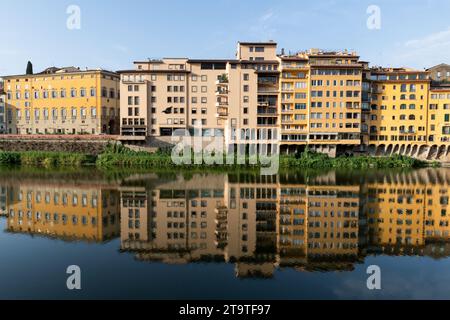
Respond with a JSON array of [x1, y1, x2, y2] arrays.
[[0, 0, 449, 75]]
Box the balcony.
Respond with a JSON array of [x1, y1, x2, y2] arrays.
[[215, 101, 228, 107], [400, 129, 416, 135], [216, 107, 228, 118], [216, 75, 229, 86], [215, 88, 229, 97], [258, 86, 279, 94], [258, 108, 278, 115]]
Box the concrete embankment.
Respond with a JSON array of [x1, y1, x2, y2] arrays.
[[0, 135, 121, 155]]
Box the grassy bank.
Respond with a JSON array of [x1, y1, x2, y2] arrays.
[[0, 151, 95, 167], [280, 150, 429, 169], [96, 145, 430, 169], [0, 146, 434, 169]]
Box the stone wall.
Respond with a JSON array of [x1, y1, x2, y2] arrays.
[[0, 136, 120, 155]]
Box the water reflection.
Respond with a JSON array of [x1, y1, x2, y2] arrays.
[[1, 168, 449, 278]]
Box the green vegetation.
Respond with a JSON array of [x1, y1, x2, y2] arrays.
[[280, 149, 427, 169], [97, 144, 177, 168], [0, 151, 95, 167], [0, 145, 433, 170]]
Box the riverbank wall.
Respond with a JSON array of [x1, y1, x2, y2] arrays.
[[0, 135, 121, 155]]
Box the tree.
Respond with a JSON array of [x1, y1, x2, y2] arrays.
[[26, 61, 33, 75]]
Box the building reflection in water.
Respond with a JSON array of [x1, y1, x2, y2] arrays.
[[1, 169, 449, 277], [3, 179, 121, 243]]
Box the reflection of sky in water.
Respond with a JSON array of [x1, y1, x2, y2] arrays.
[[0, 168, 450, 299], [1, 219, 450, 300]]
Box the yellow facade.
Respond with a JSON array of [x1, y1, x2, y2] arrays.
[[3, 68, 120, 135], [429, 87, 450, 145], [369, 69, 430, 146], [279, 51, 363, 150], [280, 57, 310, 144]]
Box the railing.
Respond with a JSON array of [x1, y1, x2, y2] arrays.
[[258, 108, 278, 115], [215, 101, 228, 107], [216, 79, 229, 85]]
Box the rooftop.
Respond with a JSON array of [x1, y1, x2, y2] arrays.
[[2, 66, 118, 79], [238, 41, 277, 46], [426, 63, 450, 71], [370, 67, 429, 74]]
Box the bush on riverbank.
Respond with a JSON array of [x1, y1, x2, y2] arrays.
[[0, 146, 431, 169], [97, 145, 428, 169], [0, 151, 94, 167], [280, 149, 427, 169]]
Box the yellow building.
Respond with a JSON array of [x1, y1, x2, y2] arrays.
[[3, 67, 120, 135], [279, 56, 310, 146], [368, 68, 430, 157], [278, 50, 364, 156], [428, 85, 450, 159]]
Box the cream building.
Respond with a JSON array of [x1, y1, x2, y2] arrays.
[[118, 42, 279, 154]]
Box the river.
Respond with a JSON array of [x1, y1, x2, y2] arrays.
[[0, 167, 449, 299]]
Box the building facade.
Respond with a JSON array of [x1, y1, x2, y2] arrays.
[[118, 41, 449, 160], [118, 42, 278, 153], [2, 67, 120, 135], [0, 41, 448, 160], [5, 182, 121, 242], [0, 78, 6, 134], [427, 63, 450, 83]]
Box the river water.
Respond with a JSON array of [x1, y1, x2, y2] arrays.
[[0, 167, 449, 299]]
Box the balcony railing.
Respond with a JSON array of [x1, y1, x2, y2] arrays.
[[216, 107, 228, 118], [216, 78, 229, 85], [400, 130, 416, 135], [215, 101, 228, 107], [257, 108, 278, 115]]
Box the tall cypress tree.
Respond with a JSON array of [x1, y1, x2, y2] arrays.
[[26, 61, 33, 75]]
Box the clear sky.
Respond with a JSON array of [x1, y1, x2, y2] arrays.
[[0, 0, 449, 75]]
